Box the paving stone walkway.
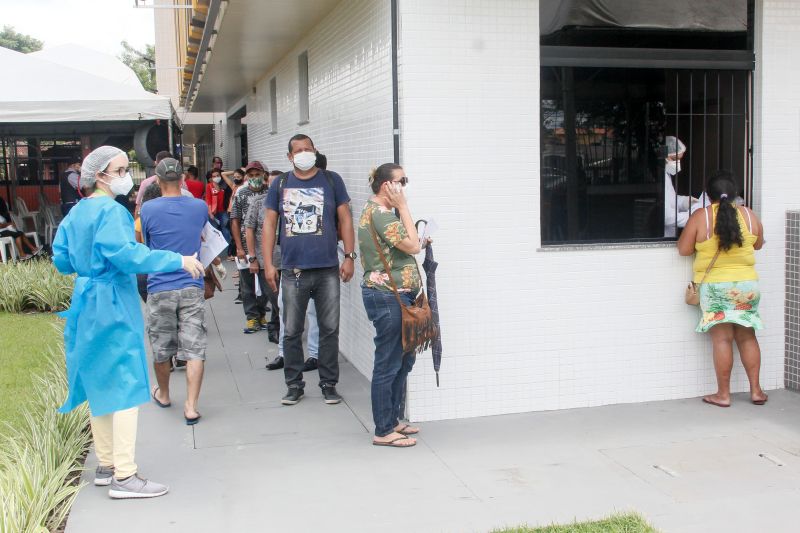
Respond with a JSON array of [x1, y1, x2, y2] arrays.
[[66, 277, 800, 533]]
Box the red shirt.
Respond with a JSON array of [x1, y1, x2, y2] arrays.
[[185, 179, 204, 199], [206, 183, 224, 214]]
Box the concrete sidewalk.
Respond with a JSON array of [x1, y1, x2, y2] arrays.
[[66, 276, 800, 533]]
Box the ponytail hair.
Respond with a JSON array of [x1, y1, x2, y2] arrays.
[[707, 170, 743, 251], [369, 163, 402, 193]]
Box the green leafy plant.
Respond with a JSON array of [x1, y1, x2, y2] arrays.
[[0, 259, 74, 313], [0, 345, 90, 533]]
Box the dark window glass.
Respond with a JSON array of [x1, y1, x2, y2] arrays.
[[541, 67, 750, 244]]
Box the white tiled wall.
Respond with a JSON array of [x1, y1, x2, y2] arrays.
[[230, 0, 793, 423], [756, 0, 800, 382], [245, 0, 394, 379], [399, 0, 787, 421]]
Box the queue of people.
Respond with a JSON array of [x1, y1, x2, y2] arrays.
[[50, 132, 767, 501]]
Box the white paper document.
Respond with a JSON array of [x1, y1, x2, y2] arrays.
[[419, 218, 439, 248], [254, 273, 262, 296], [198, 222, 229, 268]]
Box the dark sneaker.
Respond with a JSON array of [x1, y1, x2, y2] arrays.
[[302, 358, 319, 372], [281, 387, 304, 405], [94, 465, 114, 486], [268, 331, 279, 344], [173, 356, 187, 370], [321, 384, 342, 405], [108, 474, 169, 499], [266, 356, 284, 370], [243, 318, 259, 334], [234, 295, 242, 304]]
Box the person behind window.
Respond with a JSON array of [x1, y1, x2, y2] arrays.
[[677, 170, 767, 407], [663, 136, 708, 237]]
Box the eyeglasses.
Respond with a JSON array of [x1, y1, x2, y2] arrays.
[[392, 177, 409, 187], [102, 167, 130, 178]]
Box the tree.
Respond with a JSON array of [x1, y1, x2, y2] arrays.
[[120, 40, 156, 93], [0, 26, 43, 53]]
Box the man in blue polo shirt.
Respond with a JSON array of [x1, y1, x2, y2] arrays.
[[262, 134, 356, 406], [141, 158, 209, 425]]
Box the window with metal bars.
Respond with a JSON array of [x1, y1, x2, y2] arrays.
[[541, 67, 752, 244], [539, 0, 754, 245]]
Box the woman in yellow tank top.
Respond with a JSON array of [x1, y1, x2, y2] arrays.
[[678, 171, 767, 407]]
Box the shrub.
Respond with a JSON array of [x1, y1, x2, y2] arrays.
[[0, 258, 74, 313], [0, 346, 91, 533]]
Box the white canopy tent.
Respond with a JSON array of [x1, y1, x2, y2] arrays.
[[30, 44, 145, 90], [0, 46, 173, 124]]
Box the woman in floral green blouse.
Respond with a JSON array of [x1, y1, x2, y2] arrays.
[[358, 163, 422, 447]]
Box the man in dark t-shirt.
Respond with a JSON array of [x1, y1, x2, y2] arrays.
[[263, 135, 355, 406]]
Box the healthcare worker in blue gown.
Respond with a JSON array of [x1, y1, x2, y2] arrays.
[[53, 146, 204, 499]]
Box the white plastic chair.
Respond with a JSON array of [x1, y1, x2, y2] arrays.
[[41, 207, 59, 247], [10, 213, 41, 250], [14, 197, 40, 234], [0, 235, 18, 262]]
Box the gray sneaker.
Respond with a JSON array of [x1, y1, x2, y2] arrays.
[[94, 465, 114, 486], [108, 474, 169, 499]]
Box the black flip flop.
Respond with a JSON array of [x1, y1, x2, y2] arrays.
[[152, 387, 171, 408], [185, 413, 201, 425]]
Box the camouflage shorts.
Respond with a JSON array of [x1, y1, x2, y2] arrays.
[[146, 286, 207, 363]]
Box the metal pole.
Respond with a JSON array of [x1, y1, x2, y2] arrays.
[[391, 0, 400, 164]]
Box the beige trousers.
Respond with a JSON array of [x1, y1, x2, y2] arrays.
[[89, 407, 138, 479]]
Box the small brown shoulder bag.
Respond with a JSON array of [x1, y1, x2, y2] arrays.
[[369, 219, 439, 354], [685, 247, 721, 306]]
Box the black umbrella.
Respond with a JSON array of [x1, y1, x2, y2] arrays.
[[418, 220, 442, 386]]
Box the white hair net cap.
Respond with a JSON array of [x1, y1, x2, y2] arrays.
[[664, 136, 686, 157], [80, 146, 124, 189]]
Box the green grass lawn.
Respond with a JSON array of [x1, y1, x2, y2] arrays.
[[493, 513, 659, 533], [0, 312, 63, 434]]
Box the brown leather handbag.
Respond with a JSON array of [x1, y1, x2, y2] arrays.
[[369, 220, 439, 354], [685, 247, 721, 306], [203, 266, 222, 300]]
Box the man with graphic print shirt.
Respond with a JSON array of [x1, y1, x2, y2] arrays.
[[262, 134, 355, 406], [230, 161, 270, 334]]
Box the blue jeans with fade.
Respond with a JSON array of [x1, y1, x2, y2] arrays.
[[361, 286, 417, 437], [281, 266, 340, 389]]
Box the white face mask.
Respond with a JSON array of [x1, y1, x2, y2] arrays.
[[292, 151, 317, 171], [100, 172, 134, 196], [212, 176, 222, 184], [665, 159, 681, 176]]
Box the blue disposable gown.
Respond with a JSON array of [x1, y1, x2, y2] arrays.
[[52, 196, 183, 417]]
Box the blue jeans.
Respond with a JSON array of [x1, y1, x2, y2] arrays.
[[214, 212, 231, 247], [361, 287, 417, 437], [281, 267, 340, 388]]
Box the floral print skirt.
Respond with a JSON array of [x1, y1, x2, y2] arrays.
[[696, 280, 763, 333]]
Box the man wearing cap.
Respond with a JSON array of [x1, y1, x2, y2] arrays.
[[135, 150, 174, 218], [140, 158, 209, 425], [230, 161, 270, 334]]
